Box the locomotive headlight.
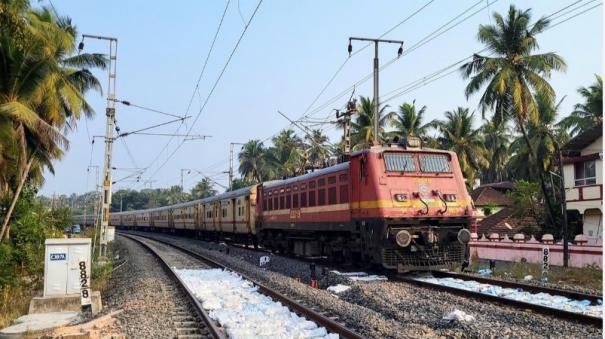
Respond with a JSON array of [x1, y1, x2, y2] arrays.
[[394, 194, 408, 202], [457, 229, 471, 244], [395, 230, 412, 247]]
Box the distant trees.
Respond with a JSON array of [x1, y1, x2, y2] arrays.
[[558, 75, 603, 136], [190, 178, 217, 200]]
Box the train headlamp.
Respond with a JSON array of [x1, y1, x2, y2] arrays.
[[406, 136, 422, 149], [395, 230, 412, 247], [457, 229, 471, 244], [394, 194, 408, 202]]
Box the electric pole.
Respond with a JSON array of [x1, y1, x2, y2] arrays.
[[181, 169, 191, 192], [335, 98, 357, 161], [79, 34, 118, 258], [229, 143, 245, 191], [348, 37, 403, 145]]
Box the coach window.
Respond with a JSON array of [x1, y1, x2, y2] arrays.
[[318, 178, 325, 187], [318, 188, 326, 206], [328, 187, 337, 204], [293, 193, 299, 208], [340, 185, 349, 203], [301, 191, 307, 207], [328, 176, 336, 185], [339, 173, 348, 182], [309, 181, 316, 189], [263, 198, 267, 210], [280, 195, 285, 209], [268, 197, 273, 210], [274, 197, 278, 210], [309, 190, 316, 207], [286, 194, 291, 209]]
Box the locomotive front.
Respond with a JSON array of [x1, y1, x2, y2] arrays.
[[350, 138, 478, 272]]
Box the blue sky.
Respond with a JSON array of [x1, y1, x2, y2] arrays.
[[41, 0, 602, 196]]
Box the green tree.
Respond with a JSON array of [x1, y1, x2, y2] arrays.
[[558, 75, 603, 136], [266, 129, 305, 178], [351, 96, 394, 149], [461, 5, 566, 224], [190, 178, 217, 199], [238, 140, 268, 183], [434, 107, 488, 185], [0, 5, 105, 240], [390, 100, 430, 139], [481, 120, 510, 183], [304, 129, 329, 168]]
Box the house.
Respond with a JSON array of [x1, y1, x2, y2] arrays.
[[471, 181, 513, 216], [562, 123, 603, 245]]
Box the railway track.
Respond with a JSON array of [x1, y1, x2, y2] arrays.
[[120, 231, 365, 339], [120, 233, 224, 338], [398, 271, 603, 327]]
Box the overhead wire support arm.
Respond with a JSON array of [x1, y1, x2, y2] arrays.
[[110, 99, 186, 119], [117, 116, 191, 138]]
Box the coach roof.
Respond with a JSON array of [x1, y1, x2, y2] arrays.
[[263, 162, 350, 189]]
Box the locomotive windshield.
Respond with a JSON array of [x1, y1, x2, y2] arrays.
[[384, 153, 416, 172], [419, 154, 450, 173]]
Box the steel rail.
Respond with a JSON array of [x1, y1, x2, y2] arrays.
[[119, 231, 365, 339], [119, 233, 225, 339], [398, 272, 602, 327]]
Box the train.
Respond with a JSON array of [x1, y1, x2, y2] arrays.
[[75, 138, 479, 272]]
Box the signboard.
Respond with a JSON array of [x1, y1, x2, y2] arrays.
[[259, 256, 270, 267], [79, 260, 92, 306], [50, 253, 67, 261]]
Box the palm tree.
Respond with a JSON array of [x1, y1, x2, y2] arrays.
[[0, 6, 106, 240], [351, 96, 394, 149], [481, 120, 510, 183], [238, 140, 268, 183], [558, 75, 603, 136], [434, 107, 488, 185], [390, 100, 430, 140], [267, 129, 305, 178], [461, 5, 566, 224], [508, 91, 568, 181], [305, 129, 329, 168]]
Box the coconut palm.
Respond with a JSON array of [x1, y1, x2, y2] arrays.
[[390, 100, 430, 139], [351, 96, 394, 149], [508, 91, 568, 181], [238, 140, 268, 183], [0, 6, 106, 240], [481, 120, 510, 183], [434, 107, 488, 185], [266, 129, 305, 178], [461, 5, 566, 224], [305, 129, 329, 168], [558, 75, 603, 136]]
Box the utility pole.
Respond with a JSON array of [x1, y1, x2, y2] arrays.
[[348, 37, 403, 145], [229, 143, 245, 191], [335, 98, 357, 161], [554, 141, 570, 267], [79, 34, 118, 258], [181, 169, 191, 192]]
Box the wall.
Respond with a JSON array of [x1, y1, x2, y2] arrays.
[[469, 233, 602, 269]]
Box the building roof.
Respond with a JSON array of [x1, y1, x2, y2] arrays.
[[471, 186, 512, 206], [478, 181, 514, 190], [477, 207, 539, 236], [562, 122, 603, 155]]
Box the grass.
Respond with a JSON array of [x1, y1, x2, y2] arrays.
[[0, 285, 34, 329], [472, 259, 603, 292]]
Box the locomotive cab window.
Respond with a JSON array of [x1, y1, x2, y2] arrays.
[[420, 154, 450, 173], [384, 153, 416, 172]]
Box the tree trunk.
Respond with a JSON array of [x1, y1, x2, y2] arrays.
[[0, 156, 34, 242], [517, 120, 558, 227]]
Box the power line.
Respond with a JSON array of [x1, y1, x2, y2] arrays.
[[148, 0, 264, 181], [113, 99, 184, 119]]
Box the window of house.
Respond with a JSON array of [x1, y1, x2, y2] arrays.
[[318, 189, 326, 205], [309, 191, 316, 206], [301, 192, 307, 207], [575, 160, 596, 186], [293, 193, 299, 208], [328, 187, 337, 204]]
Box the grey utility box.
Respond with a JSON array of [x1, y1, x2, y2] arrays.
[[44, 238, 92, 296]]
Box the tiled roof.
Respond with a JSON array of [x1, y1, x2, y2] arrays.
[[562, 122, 602, 155], [477, 207, 539, 236], [471, 186, 512, 206]]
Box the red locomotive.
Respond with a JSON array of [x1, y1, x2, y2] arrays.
[[100, 137, 477, 272]]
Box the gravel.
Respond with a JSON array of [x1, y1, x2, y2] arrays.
[[102, 235, 208, 338], [129, 231, 603, 339]]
